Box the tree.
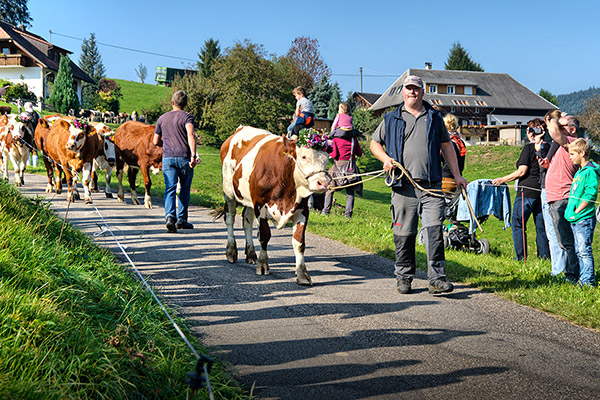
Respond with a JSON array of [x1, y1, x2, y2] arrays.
[[96, 78, 122, 113], [444, 41, 484, 72], [0, 0, 32, 28], [78, 33, 105, 109], [579, 95, 600, 143], [539, 88, 558, 106], [308, 76, 332, 118], [327, 82, 342, 120], [48, 55, 79, 114], [197, 38, 221, 78], [286, 36, 331, 88], [207, 40, 292, 145], [135, 63, 148, 84]]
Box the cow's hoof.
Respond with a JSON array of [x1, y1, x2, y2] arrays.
[[131, 198, 140, 206], [15, 182, 22, 187], [105, 193, 113, 199], [56, 188, 62, 194], [296, 273, 312, 286], [226, 252, 238, 263], [92, 188, 99, 193], [84, 198, 92, 204], [256, 263, 270, 275], [245, 246, 257, 264], [144, 202, 152, 209], [73, 193, 80, 201], [117, 195, 124, 203]]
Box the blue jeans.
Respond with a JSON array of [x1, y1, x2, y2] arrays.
[[549, 199, 579, 282], [163, 157, 194, 224], [541, 189, 566, 275], [512, 196, 550, 260], [572, 217, 596, 286]]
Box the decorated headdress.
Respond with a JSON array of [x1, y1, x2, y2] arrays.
[[72, 119, 89, 130], [15, 113, 30, 123], [296, 128, 332, 152]]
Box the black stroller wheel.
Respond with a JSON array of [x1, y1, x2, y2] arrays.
[[477, 238, 490, 254]]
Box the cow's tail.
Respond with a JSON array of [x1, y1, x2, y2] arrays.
[[209, 206, 226, 221]]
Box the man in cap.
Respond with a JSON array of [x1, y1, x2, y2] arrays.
[[370, 75, 467, 295]]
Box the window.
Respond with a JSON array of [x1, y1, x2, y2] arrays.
[[491, 121, 496, 126], [516, 121, 522, 125], [464, 86, 473, 95], [1, 47, 8, 55], [475, 107, 480, 113], [451, 106, 456, 113], [447, 85, 455, 94], [389, 87, 396, 96], [429, 84, 437, 93]]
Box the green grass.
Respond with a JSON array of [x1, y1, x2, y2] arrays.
[[100, 141, 600, 330], [115, 79, 171, 114], [0, 180, 249, 399]]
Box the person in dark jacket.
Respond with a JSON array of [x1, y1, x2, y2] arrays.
[[370, 75, 467, 295]]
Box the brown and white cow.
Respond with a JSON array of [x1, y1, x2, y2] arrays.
[[114, 121, 162, 208], [89, 122, 116, 198], [44, 119, 103, 203], [0, 114, 35, 186], [219, 126, 330, 285]]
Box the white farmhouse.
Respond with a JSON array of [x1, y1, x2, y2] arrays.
[[0, 21, 94, 110]]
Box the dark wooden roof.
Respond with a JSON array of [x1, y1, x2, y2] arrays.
[[370, 68, 558, 112], [0, 21, 94, 84], [353, 92, 381, 107]]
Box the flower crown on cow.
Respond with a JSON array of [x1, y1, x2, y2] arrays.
[[15, 114, 30, 123], [72, 119, 89, 130], [296, 128, 332, 152]]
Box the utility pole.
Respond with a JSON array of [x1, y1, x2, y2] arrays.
[[360, 67, 363, 92]]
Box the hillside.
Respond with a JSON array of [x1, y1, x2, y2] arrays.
[[557, 86, 600, 115], [114, 79, 171, 115]]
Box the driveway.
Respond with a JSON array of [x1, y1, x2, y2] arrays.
[[18, 172, 600, 399]]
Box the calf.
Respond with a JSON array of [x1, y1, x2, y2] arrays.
[[114, 121, 162, 208], [219, 126, 330, 285], [89, 122, 116, 198]]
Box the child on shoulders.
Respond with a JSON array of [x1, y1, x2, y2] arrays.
[[565, 138, 599, 286]]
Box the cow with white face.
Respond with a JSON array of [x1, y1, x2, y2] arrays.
[[0, 114, 35, 186], [89, 122, 116, 198], [219, 126, 331, 285]]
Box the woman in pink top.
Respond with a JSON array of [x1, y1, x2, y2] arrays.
[[322, 134, 363, 219]]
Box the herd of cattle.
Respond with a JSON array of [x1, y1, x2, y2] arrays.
[[0, 113, 161, 208], [0, 116, 332, 286], [68, 108, 143, 125]]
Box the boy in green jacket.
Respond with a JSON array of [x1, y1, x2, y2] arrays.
[[565, 138, 599, 286]]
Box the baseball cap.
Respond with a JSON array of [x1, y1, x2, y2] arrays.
[[403, 75, 423, 88]]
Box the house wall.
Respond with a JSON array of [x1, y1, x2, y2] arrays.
[[487, 113, 540, 126], [0, 66, 43, 101]]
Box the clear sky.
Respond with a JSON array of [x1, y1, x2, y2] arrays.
[[28, 0, 600, 99]]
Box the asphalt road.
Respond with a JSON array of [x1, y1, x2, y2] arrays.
[[17, 172, 600, 400]]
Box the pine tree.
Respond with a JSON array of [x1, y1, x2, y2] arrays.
[[308, 76, 332, 118], [0, 0, 32, 28], [197, 38, 221, 78], [327, 82, 341, 120], [78, 33, 105, 109], [444, 41, 484, 72], [48, 55, 79, 114], [539, 89, 558, 106]]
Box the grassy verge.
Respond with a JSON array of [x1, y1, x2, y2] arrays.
[[91, 141, 600, 330], [0, 180, 248, 399]]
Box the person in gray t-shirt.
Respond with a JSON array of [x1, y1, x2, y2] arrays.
[[287, 86, 315, 140], [370, 75, 466, 296]]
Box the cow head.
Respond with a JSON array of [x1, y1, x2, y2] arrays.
[[286, 134, 330, 194], [8, 115, 33, 147], [66, 119, 90, 152], [101, 133, 116, 166]]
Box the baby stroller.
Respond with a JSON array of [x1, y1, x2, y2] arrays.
[[418, 179, 511, 255]]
